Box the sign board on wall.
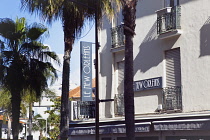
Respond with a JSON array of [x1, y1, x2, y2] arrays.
[[134, 77, 162, 92], [80, 42, 93, 101]]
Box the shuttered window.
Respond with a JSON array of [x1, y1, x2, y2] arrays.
[[117, 61, 124, 94], [165, 48, 181, 87]]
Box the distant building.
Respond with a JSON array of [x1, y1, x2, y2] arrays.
[[70, 78, 95, 120], [32, 82, 77, 140], [69, 0, 210, 140]]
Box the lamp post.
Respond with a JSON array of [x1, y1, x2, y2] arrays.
[[94, 0, 100, 139]]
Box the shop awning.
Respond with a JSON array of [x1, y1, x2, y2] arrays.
[[69, 122, 151, 135], [153, 118, 210, 131]]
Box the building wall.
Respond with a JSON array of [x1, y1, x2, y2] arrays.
[[99, 0, 210, 117]]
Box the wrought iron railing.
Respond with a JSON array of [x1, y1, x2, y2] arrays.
[[114, 94, 124, 116], [111, 25, 125, 48], [162, 86, 182, 111], [72, 101, 95, 120], [157, 6, 181, 34]]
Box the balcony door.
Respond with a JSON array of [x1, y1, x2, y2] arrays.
[[165, 0, 179, 7]]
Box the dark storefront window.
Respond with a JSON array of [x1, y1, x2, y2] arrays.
[[101, 138, 112, 140], [166, 136, 210, 140], [117, 137, 158, 140]]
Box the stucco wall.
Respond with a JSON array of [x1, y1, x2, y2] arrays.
[[99, 15, 114, 118], [177, 0, 210, 112], [99, 0, 210, 116]]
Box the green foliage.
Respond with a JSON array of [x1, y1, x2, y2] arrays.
[[0, 17, 60, 140], [20, 0, 122, 139], [45, 97, 61, 140], [32, 98, 61, 140], [21, 0, 122, 38], [32, 113, 46, 140]]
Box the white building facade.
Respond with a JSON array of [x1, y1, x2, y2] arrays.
[[69, 0, 210, 140]]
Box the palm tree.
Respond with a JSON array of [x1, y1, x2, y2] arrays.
[[0, 89, 12, 139], [32, 114, 46, 140], [20, 0, 121, 139], [22, 88, 57, 139], [122, 0, 137, 140], [0, 89, 34, 140], [0, 17, 60, 140], [45, 97, 61, 140]]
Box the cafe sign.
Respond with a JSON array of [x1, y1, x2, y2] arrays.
[[134, 77, 162, 92]]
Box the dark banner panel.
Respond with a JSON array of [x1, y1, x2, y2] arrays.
[[80, 42, 93, 101]]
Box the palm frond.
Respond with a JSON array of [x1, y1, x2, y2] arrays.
[[27, 23, 48, 41], [0, 18, 15, 39]]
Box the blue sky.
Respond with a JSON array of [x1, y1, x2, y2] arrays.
[[0, 0, 95, 87]]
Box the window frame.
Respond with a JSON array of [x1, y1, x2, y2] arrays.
[[164, 0, 179, 7]]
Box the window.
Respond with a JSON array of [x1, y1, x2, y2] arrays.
[[117, 61, 124, 95], [117, 137, 158, 140], [165, 48, 181, 87], [166, 136, 210, 140], [157, 0, 181, 35], [47, 107, 51, 111], [163, 48, 182, 111], [101, 138, 111, 140], [165, 0, 179, 7], [114, 61, 124, 115]]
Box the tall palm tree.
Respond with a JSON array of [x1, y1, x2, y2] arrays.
[[0, 17, 60, 140], [122, 0, 137, 140], [21, 0, 121, 139]]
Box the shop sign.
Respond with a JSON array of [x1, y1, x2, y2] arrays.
[[134, 77, 162, 92], [80, 42, 92, 101]]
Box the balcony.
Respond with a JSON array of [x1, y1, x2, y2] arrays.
[[72, 101, 95, 120], [162, 86, 182, 112], [156, 6, 181, 39], [111, 25, 125, 52], [114, 94, 124, 116]]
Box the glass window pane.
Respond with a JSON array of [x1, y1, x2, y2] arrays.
[[165, 0, 170, 7], [165, 0, 179, 7]]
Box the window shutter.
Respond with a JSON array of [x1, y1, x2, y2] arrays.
[[165, 48, 181, 87], [117, 61, 124, 94]]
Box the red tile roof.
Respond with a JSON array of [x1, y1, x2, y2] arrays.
[[69, 78, 95, 98]]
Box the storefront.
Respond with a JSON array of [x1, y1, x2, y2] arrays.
[[69, 113, 210, 140]]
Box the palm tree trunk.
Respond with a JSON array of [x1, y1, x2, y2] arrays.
[[60, 38, 71, 140], [7, 117, 11, 140], [0, 122, 2, 140], [11, 91, 21, 140], [39, 130, 43, 140], [123, 0, 137, 140], [60, 8, 74, 140], [28, 103, 33, 136]]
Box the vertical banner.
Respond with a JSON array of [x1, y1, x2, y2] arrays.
[[80, 42, 93, 101]]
